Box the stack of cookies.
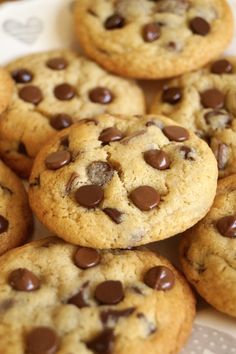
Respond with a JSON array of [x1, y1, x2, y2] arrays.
[[0, 0, 235, 353]]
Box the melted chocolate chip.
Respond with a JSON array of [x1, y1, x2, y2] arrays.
[[50, 113, 73, 130], [54, 83, 76, 101], [105, 14, 125, 30], [19, 85, 43, 105], [190, 17, 210, 36], [0, 184, 13, 195], [144, 149, 170, 170], [95, 280, 124, 305], [60, 135, 69, 148], [75, 185, 104, 208], [121, 130, 146, 145], [46, 58, 68, 70], [162, 87, 182, 104], [78, 118, 98, 125], [100, 308, 135, 325], [89, 87, 114, 104], [201, 89, 225, 109], [103, 208, 123, 224], [29, 176, 41, 188], [163, 125, 189, 142], [180, 146, 195, 161], [8, 268, 40, 291], [87, 161, 114, 186], [211, 59, 233, 74], [26, 327, 59, 354], [86, 329, 114, 354], [130, 186, 160, 211], [45, 151, 71, 170], [68, 288, 89, 308], [143, 23, 161, 42], [144, 266, 175, 291], [0, 215, 9, 234], [65, 172, 80, 194], [99, 127, 124, 144], [74, 247, 101, 269], [214, 143, 229, 170], [216, 215, 236, 238], [204, 110, 231, 130], [12, 69, 33, 83], [0, 299, 14, 313], [18, 142, 28, 156], [136, 313, 157, 336]]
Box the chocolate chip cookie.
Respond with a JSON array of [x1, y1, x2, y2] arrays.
[[74, 0, 233, 79], [0, 159, 33, 255], [180, 174, 236, 317], [29, 113, 218, 249], [0, 237, 195, 354], [151, 57, 236, 178], [0, 50, 145, 178], [0, 67, 13, 114]]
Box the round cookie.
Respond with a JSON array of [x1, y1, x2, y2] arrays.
[[0, 67, 13, 114], [0, 237, 195, 354], [29, 113, 218, 249], [151, 57, 236, 178], [74, 0, 233, 79], [0, 159, 33, 255], [0, 50, 145, 178], [180, 174, 236, 317]]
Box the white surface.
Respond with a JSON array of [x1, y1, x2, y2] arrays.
[[0, 0, 236, 352]]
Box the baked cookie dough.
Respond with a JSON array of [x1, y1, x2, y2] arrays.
[[0, 50, 145, 178], [0, 159, 33, 255], [29, 113, 218, 249], [74, 0, 233, 79], [180, 174, 236, 317], [0, 67, 13, 114], [151, 57, 236, 178], [0, 237, 195, 354]]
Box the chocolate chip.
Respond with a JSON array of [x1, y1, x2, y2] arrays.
[[8, 268, 40, 291], [86, 329, 114, 354], [68, 289, 89, 308], [201, 89, 225, 109], [130, 186, 160, 211], [99, 127, 124, 144], [0, 299, 14, 314], [145, 120, 164, 129], [0, 215, 9, 233], [19, 85, 43, 105], [103, 208, 123, 224], [46, 58, 68, 70], [18, 142, 28, 156], [163, 125, 189, 142], [121, 130, 146, 145], [136, 313, 157, 336], [65, 172, 80, 194], [144, 149, 170, 170], [60, 135, 69, 148], [87, 161, 114, 186], [144, 266, 175, 291], [211, 59, 233, 74], [74, 247, 101, 269], [89, 87, 114, 104], [105, 14, 125, 30], [162, 87, 182, 104], [11, 69, 33, 83], [95, 280, 124, 305], [45, 151, 71, 170], [29, 176, 41, 188], [77, 118, 98, 125], [180, 146, 195, 161], [214, 143, 229, 170], [190, 17, 210, 36], [204, 110, 231, 130], [54, 83, 76, 101], [75, 185, 104, 208], [131, 286, 143, 295], [216, 215, 236, 238], [50, 113, 73, 130], [100, 308, 135, 325], [143, 23, 161, 42], [26, 327, 59, 354]]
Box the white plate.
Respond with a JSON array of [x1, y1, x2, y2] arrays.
[[0, 0, 236, 352]]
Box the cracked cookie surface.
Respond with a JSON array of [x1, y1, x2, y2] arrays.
[[151, 57, 236, 178], [180, 174, 236, 317], [29, 113, 217, 249], [0, 160, 33, 255], [74, 0, 233, 79], [0, 50, 145, 178], [0, 237, 195, 354]]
